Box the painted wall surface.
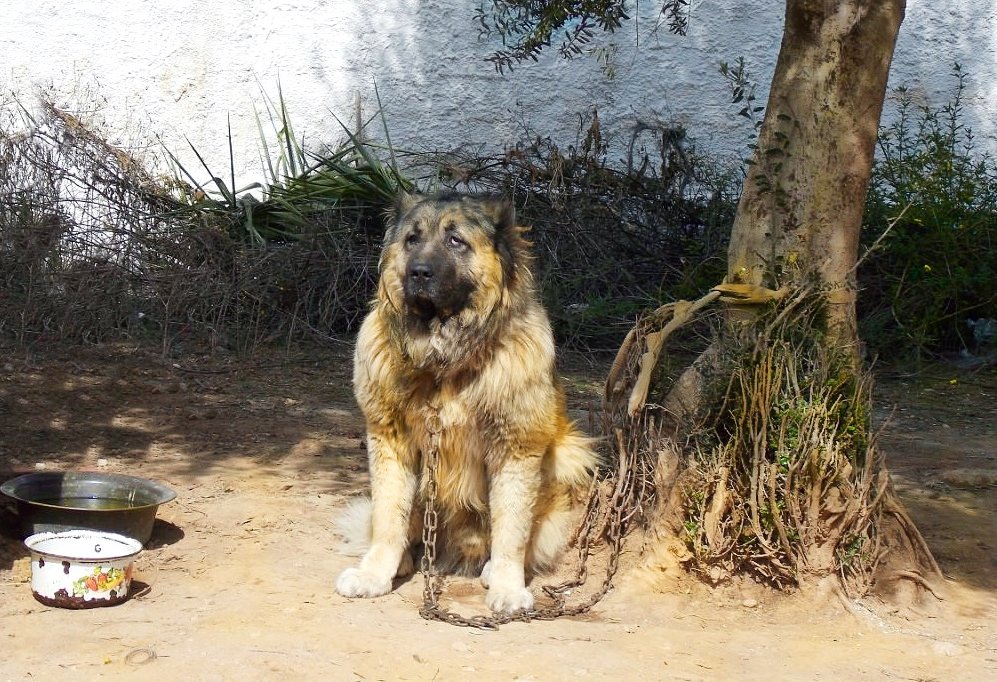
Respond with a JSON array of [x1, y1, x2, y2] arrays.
[[1, 1, 994, 188]]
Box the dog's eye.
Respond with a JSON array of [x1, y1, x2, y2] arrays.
[[405, 233, 420, 247], [446, 234, 467, 250]]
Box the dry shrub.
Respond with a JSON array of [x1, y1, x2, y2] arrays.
[[433, 111, 739, 351], [1, 98, 739, 356], [0, 95, 383, 353], [1, 97, 172, 345]]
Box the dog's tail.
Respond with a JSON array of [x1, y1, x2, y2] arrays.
[[335, 496, 373, 556], [552, 428, 600, 488]]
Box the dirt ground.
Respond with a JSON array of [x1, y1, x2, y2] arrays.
[[0, 344, 994, 681]]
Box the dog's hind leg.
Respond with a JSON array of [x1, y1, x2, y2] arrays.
[[526, 488, 576, 572], [336, 431, 417, 598], [527, 428, 597, 571], [445, 508, 490, 577]]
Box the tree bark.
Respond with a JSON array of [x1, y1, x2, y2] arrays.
[[727, 0, 906, 344]]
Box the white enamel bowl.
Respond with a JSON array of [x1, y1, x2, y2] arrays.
[[24, 530, 142, 608]]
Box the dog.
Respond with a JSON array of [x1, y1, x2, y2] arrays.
[[335, 192, 597, 614]]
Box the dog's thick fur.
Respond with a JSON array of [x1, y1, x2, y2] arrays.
[[335, 193, 597, 614]]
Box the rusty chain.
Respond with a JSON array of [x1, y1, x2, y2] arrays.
[[418, 404, 643, 630]]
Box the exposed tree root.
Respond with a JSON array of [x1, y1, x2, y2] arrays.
[[603, 287, 944, 605], [889, 571, 944, 601]]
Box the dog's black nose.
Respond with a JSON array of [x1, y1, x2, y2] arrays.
[[408, 262, 434, 283]]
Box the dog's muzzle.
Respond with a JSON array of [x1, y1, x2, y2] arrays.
[[404, 260, 469, 324]]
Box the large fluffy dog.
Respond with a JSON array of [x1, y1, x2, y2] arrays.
[[335, 193, 597, 614]]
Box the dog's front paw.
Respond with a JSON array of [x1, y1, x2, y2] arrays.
[[479, 560, 492, 588], [336, 567, 392, 598], [485, 585, 534, 614]]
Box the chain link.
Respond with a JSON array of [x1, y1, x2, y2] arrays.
[[418, 407, 443, 617], [418, 404, 638, 630]]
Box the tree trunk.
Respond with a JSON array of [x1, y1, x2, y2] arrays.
[[728, 0, 906, 344], [606, 0, 942, 603]]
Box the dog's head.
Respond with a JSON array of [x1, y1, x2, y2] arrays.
[[379, 193, 531, 335]]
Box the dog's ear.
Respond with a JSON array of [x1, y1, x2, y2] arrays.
[[482, 197, 516, 235], [386, 191, 421, 224], [384, 191, 422, 243], [394, 191, 421, 217], [485, 198, 531, 287]]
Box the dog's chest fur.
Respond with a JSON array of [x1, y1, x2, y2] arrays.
[[400, 375, 509, 514]]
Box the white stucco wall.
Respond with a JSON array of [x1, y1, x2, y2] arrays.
[[1, 1, 994, 189]]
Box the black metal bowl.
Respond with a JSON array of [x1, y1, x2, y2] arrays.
[[1, 471, 176, 545]]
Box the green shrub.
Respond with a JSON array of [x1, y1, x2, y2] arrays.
[[860, 65, 997, 359]]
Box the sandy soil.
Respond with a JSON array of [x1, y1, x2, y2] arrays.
[[0, 344, 994, 681]]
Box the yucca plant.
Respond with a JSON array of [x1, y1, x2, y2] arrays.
[[168, 82, 413, 245]]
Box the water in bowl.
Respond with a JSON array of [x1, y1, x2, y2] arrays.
[[37, 497, 140, 510]]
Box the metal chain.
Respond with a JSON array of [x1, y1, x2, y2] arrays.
[[418, 404, 638, 630], [418, 406, 445, 616]]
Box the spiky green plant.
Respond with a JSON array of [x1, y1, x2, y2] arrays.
[[168, 82, 413, 245]]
